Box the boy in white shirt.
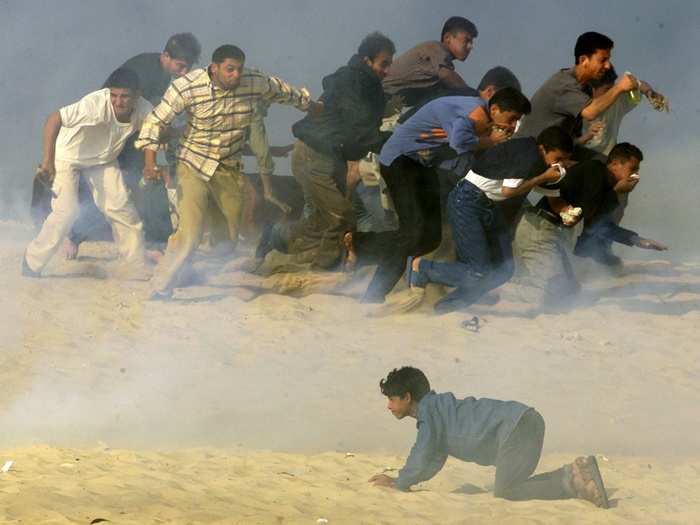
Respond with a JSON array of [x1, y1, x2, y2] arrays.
[[23, 68, 152, 277]]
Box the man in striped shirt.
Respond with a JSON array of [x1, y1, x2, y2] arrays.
[[135, 44, 317, 300]]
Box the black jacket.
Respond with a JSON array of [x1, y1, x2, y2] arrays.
[[292, 55, 386, 161]]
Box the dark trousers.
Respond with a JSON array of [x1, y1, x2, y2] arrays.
[[494, 410, 571, 501], [358, 156, 442, 301], [423, 180, 514, 310]]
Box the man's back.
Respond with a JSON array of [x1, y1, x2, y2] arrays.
[[517, 68, 591, 138], [383, 41, 454, 105], [419, 391, 530, 465], [379, 96, 485, 166]]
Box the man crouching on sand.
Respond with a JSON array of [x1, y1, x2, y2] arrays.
[[369, 366, 609, 508]]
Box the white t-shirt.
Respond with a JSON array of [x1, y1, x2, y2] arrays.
[[55, 88, 153, 166], [464, 170, 523, 202], [582, 95, 636, 155]]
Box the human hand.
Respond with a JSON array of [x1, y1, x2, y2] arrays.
[[589, 119, 605, 136], [346, 161, 361, 196], [307, 100, 324, 118], [617, 72, 638, 93], [541, 164, 565, 183], [636, 238, 668, 251], [143, 164, 162, 181], [560, 205, 582, 226], [368, 474, 396, 487], [37, 160, 56, 182], [264, 191, 292, 214], [489, 125, 512, 145]]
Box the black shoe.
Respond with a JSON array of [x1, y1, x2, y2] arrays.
[[255, 223, 275, 260], [21, 255, 41, 278]]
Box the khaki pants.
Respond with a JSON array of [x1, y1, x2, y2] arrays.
[[281, 140, 351, 268], [509, 210, 580, 307], [150, 162, 244, 293], [26, 160, 144, 272]]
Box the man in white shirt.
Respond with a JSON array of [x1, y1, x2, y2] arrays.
[[23, 68, 152, 277]]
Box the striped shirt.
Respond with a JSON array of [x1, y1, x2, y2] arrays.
[[135, 68, 310, 180]]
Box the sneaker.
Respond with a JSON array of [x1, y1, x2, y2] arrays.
[[21, 254, 41, 278]]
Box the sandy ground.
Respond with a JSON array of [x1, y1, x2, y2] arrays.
[[1, 220, 700, 524]]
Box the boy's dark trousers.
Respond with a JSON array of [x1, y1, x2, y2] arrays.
[[494, 409, 573, 500]]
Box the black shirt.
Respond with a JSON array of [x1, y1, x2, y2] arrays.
[[110, 52, 172, 106], [472, 137, 547, 180], [537, 159, 639, 245]]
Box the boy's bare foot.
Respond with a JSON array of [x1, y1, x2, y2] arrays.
[[63, 239, 79, 260], [343, 232, 357, 272], [569, 456, 610, 508]]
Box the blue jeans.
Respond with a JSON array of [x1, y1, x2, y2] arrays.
[[420, 180, 514, 309]]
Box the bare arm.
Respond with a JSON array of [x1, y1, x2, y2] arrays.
[[39, 111, 63, 179], [501, 166, 562, 199], [580, 73, 637, 121]]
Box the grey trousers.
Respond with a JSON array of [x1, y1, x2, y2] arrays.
[[494, 409, 573, 501]]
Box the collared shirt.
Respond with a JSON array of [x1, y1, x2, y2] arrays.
[[515, 68, 592, 139], [395, 391, 530, 491], [135, 68, 310, 180], [56, 88, 153, 167], [379, 96, 487, 167]]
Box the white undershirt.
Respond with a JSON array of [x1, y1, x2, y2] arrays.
[[464, 170, 523, 201]]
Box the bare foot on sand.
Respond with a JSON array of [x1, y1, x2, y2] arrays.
[[343, 232, 357, 272], [63, 239, 78, 260]]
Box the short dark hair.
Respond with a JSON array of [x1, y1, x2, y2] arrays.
[[478, 66, 521, 92], [574, 31, 614, 64], [489, 87, 531, 115], [589, 65, 618, 88], [536, 126, 574, 153], [104, 68, 140, 91], [608, 142, 643, 163], [379, 367, 431, 402], [164, 32, 201, 65], [212, 44, 246, 64], [357, 32, 396, 60], [441, 16, 478, 40]]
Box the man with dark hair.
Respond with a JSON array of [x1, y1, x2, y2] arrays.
[[254, 32, 395, 271], [477, 66, 521, 97], [369, 366, 610, 508], [409, 126, 574, 313], [359, 88, 530, 303], [509, 142, 667, 308], [136, 44, 317, 299], [65, 32, 203, 260], [23, 69, 152, 277], [515, 31, 637, 150], [383, 16, 479, 110]]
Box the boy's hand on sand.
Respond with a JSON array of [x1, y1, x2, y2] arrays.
[[636, 238, 668, 251], [369, 473, 396, 487]]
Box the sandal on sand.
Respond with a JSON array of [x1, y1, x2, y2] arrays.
[[571, 456, 610, 509]]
